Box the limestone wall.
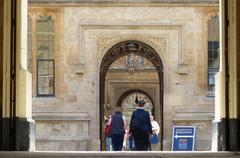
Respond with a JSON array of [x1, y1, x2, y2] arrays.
[[34, 112, 90, 151], [31, 4, 218, 151]]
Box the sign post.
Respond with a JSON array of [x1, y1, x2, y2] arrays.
[[172, 126, 196, 151]]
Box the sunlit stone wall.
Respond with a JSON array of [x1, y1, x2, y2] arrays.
[[29, 1, 219, 151]]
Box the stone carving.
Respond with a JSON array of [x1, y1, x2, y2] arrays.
[[36, 14, 56, 22], [97, 35, 167, 57], [144, 36, 167, 55], [203, 8, 219, 22], [125, 42, 139, 51], [97, 37, 117, 57]]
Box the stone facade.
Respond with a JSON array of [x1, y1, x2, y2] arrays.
[[28, 1, 219, 151]]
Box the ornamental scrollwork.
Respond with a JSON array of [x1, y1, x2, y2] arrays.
[[97, 35, 167, 58], [100, 40, 163, 73]]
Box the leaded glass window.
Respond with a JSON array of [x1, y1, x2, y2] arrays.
[[109, 54, 156, 74], [37, 60, 54, 96], [36, 15, 55, 96], [208, 16, 220, 94], [27, 16, 32, 72]]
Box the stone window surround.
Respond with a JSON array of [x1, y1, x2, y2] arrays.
[[28, 9, 62, 97], [204, 11, 220, 97]]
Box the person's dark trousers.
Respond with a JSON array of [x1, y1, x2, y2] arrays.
[[111, 133, 124, 151], [133, 131, 150, 151]]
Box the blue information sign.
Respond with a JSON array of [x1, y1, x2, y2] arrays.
[[172, 126, 196, 151]]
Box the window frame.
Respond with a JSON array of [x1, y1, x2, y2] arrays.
[[36, 59, 55, 97]]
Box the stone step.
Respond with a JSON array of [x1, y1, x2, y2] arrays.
[[0, 151, 239, 158]]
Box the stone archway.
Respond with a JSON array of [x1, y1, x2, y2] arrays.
[[99, 40, 163, 150]]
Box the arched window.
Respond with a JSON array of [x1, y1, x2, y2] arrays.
[[27, 15, 32, 72], [36, 15, 55, 96], [109, 54, 156, 74], [119, 91, 153, 128], [208, 15, 220, 95]]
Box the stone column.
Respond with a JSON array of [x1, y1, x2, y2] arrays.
[[227, 0, 240, 151], [214, 0, 240, 151], [1, 0, 35, 151], [15, 0, 35, 151], [212, 0, 227, 151]]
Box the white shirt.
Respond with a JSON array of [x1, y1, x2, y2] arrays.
[[151, 120, 160, 135]]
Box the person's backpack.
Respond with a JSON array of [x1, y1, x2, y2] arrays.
[[131, 114, 144, 134]]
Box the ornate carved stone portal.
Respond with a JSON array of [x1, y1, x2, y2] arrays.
[[100, 40, 163, 150]]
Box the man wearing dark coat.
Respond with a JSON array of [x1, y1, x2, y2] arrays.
[[129, 100, 152, 151]]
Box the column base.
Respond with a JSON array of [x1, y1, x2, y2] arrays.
[[217, 118, 228, 151], [215, 118, 240, 151], [211, 119, 219, 151], [1, 117, 35, 151], [228, 118, 240, 151]]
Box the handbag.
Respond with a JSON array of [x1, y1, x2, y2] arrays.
[[150, 133, 159, 144], [105, 122, 112, 136]]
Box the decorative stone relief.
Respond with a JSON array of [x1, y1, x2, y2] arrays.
[[97, 37, 118, 57], [97, 35, 167, 58], [205, 12, 219, 23], [203, 8, 219, 23]]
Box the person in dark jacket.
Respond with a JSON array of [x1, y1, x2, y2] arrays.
[[129, 100, 152, 151], [110, 106, 126, 151]]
